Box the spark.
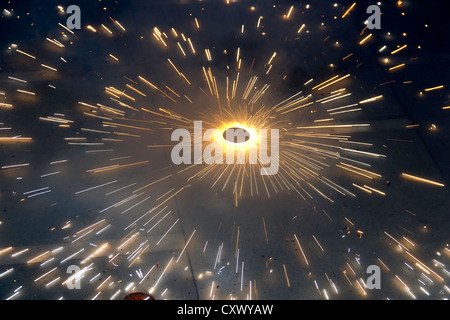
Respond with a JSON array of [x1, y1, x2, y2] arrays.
[[401, 173, 445, 187]]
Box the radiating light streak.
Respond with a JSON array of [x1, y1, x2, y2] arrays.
[[16, 49, 36, 59], [118, 232, 139, 250], [46, 38, 65, 48], [329, 108, 361, 115], [395, 275, 416, 299], [27, 250, 51, 264], [111, 18, 126, 32], [405, 251, 444, 282], [317, 74, 351, 91], [176, 230, 196, 263], [110, 290, 122, 300], [125, 282, 135, 292], [139, 265, 157, 285], [133, 175, 172, 193], [101, 24, 113, 34], [391, 45, 407, 55], [424, 85, 444, 92], [285, 6, 294, 19], [262, 218, 269, 244], [27, 189, 52, 198], [150, 257, 174, 294], [342, 2, 356, 18], [81, 243, 108, 264], [99, 193, 142, 213], [296, 124, 370, 130], [90, 273, 101, 283], [2, 163, 30, 170], [363, 185, 386, 196], [86, 25, 97, 32], [11, 248, 29, 258], [240, 262, 244, 292], [401, 173, 445, 187], [294, 234, 309, 266], [95, 224, 111, 235], [355, 279, 367, 296], [257, 16, 262, 28], [352, 183, 372, 193], [41, 64, 58, 72], [339, 140, 373, 147], [97, 275, 111, 290], [60, 248, 85, 264], [209, 281, 215, 298], [34, 267, 57, 282], [0, 103, 13, 109], [359, 95, 383, 104], [401, 236, 416, 248], [39, 116, 73, 124], [50, 160, 67, 165], [128, 244, 150, 267], [312, 235, 325, 252], [213, 243, 224, 270], [359, 33, 372, 45], [314, 118, 334, 123], [40, 257, 55, 267], [297, 24, 306, 33], [146, 211, 172, 234], [40, 171, 60, 177], [75, 180, 118, 194], [312, 75, 339, 90], [341, 148, 386, 158], [45, 277, 61, 287], [338, 163, 382, 180], [279, 101, 314, 115], [23, 187, 49, 196], [321, 177, 356, 197], [6, 291, 21, 300], [58, 22, 74, 34], [8, 76, 27, 83], [86, 165, 119, 173], [0, 268, 14, 278], [320, 93, 352, 104], [121, 196, 151, 215], [323, 289, 329, 300], [327, 103, 359, 113], [389, 63, 406, 71], [72, 230, 94, 243], [91, 292, 102, 300], [384, 232, 409, 251]]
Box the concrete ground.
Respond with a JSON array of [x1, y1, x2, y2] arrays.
[[0, 0, 448, 300]]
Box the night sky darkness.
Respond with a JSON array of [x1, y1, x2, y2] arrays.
[[0, 0, 449, 300]]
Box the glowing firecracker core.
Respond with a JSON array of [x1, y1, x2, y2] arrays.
[[222, 127, 251, 144]]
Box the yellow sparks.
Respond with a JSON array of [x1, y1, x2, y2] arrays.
[[86, 25, 97, 32], [359, 33, 373, 45], [424, 85, 444, 92], [401, 173, 445, 187], [16, 49, 36, 59], [342, 3, 356, 18], [389, 63, 406, 71], [391, 45, 407, 55], [285, 6, 294, 19]]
